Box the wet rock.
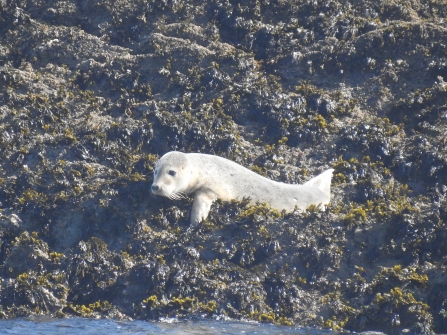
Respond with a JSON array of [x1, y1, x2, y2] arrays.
[[0, 213, 22, 235]]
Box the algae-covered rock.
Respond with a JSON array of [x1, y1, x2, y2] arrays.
[[1, 0, 447, 333]]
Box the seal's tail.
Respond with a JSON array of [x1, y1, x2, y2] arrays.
[[303, 168, 334, 197]]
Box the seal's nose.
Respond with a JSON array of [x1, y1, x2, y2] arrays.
[[151, 185, 159, 192]]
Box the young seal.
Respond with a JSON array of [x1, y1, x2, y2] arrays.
[[151, 151, 334, 226]]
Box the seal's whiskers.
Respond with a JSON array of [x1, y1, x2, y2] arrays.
[[168, 192, 187, 200]]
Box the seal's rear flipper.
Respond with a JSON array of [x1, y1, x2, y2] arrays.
[[303, 168, 334, 197]]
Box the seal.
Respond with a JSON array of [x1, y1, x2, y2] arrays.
[[151, 151, 334, 226]]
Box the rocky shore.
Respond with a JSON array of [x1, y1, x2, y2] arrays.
[[1, 1, 447, 333]]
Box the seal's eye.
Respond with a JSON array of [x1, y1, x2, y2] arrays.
[[168, 170, 176, 176]]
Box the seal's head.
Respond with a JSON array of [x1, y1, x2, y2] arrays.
[[151, 151, 191, 200]]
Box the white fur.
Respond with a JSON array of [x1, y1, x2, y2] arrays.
[[152, 151, 334, 226]]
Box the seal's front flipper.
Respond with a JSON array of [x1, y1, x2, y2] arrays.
[[190, 191, 216, 226], [303, 168, 334, 197]]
